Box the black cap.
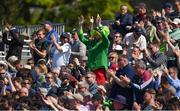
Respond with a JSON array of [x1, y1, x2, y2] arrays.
[[163, 2, 172, 8], [134, 27, 144, 34]]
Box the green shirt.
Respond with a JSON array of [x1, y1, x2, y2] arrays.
[[78, 29, 110, 70]]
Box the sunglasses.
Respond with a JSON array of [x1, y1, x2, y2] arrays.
[[0, 73, 5, 75], [85, 76, 91, 79], [45, 76, 52, 79], [22, 82, 30, 85]]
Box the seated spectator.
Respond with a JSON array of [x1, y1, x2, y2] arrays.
[[21, 77, 36, 97], [85, 71, 98, 96], [110, 32, 123, 54], [40, 73, 59, 95], [50, 68, 61, 87]]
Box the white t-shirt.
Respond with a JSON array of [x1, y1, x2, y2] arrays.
[[123, 32, 147, 50], [123, 32, 147, 58], [52, 43, 71, 70]]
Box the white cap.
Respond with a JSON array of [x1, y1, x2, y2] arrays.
[[173, 18, 180, 25], [0, 61, 8, 70]]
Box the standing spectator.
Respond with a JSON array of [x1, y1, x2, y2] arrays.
[[121, 60, 153, 104], [43, 21, 59, 45], [2, 25, 25, 60], [70, 30, 87, 62], [134, 3, 148, 22], [51, 33, 71, 70], [29, 28, 48, 64], [123, 27, 147, 57], [43, 21, 59, 63], [108, 55, 135, 109], [144, 16, 160, 44], [114, 5, 133, 36], [78, 15, 110, 85]]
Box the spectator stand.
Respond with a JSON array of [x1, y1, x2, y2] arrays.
[[0, 23, 65, 62]]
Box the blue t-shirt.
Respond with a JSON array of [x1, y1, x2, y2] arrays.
[[46, 29, 59, 45]]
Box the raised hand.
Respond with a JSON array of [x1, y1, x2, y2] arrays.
[[173, 48, 180, 57], [120, 75, 131, 84], [51, 34, 57, 43], [78, 15, 84, 26], [107, 69, 116, 77], [96, 14, 102, 27], [89, 16, 94, 24]]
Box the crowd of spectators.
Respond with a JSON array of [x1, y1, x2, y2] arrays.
[[0, 1, 180, 110]]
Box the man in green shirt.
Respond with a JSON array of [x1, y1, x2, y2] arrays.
[[78, 15, 110, 85]]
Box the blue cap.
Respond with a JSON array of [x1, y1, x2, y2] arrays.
[[43, 20, 53, 26], [11, 27, 19, 33]]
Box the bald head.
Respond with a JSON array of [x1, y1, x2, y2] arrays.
[[19, 87, 29, 97], [120, 5, 128, 14]]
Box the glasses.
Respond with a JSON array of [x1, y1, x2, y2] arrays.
[[51, 72, 58, 75], [37, 33, 44, 36], [27, 62, 34, 65], [0, 73, 5, 75], [86, 76, 91, 79], [78, 87, 84, 89], [22, 82, 30, 85], [109, 56, 115, 59], [45, 76, 52, 79], [115, 36, 121, 38]]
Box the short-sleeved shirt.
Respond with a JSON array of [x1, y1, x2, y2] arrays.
[[52, 43, 71, 70], [33, 38, 48, 63]]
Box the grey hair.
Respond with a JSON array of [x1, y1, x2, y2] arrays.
[[135, 59, 146, 69]]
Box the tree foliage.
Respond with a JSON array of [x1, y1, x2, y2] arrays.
[[0, 0, 176, 31]]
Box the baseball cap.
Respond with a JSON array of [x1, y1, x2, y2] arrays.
[[146, 89, 156, 95], [163, 2, 172, 8], [172, 18, 180, 25], [111, 95, 127, 105], [8, 56, 18, 63], [134, 27, 144, 34], [11, 27, 19, 33], [43, 20, 53, 26]]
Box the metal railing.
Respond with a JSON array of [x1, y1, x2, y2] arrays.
[[0, 23, 65, 62]]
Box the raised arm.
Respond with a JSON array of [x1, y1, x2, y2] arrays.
[[78, 15, 89, 45]]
